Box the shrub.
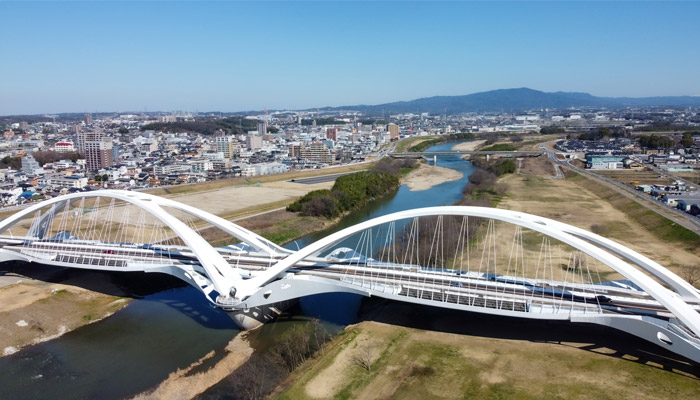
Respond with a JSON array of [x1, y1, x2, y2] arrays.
[[371, 158, 401, 175], [468, 169, 497, 186], [590, 224, 609, 235], [288, 170, 400, 218], [286, 189, 334, 213], [498, 159, 516, 175], [300, 194, 339, 218]]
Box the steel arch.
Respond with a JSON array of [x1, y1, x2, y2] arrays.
[[0, 190, 281, 300], [238, 206, 700, 338]]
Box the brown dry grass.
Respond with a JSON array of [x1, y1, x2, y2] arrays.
[[145, 163, 371, 197], [518, 156, 556, 177], [0, 280, 127, 355], [278, 319, 700, 400], [497, 160, 700, 280], [131, 334, 253, 400]]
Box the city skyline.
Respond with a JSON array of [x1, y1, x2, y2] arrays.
[[2, 1, 700, 115]]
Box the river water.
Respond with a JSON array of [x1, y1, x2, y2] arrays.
[[0, 141, 474, 399], [285, 141, 475, 250]]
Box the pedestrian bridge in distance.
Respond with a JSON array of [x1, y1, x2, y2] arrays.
[[389, 150, 543, 159], [0, 190, 699, 364]]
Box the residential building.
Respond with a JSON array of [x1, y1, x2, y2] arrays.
[[257, 120, 268, 135], [81, 132, 114, 170], [326, 128, 337, 141], [21, 155, 44, 175], [301, 142, 334, 164], [246, 134, 263, 150], [54, 142, 75, 153], [216, 136, 237, 158], [387, 123, 400, 140]]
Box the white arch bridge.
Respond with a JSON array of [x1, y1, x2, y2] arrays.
[[1, 190, 699, 363]]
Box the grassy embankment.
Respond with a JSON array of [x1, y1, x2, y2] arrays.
[[272, 154, 700, 399], [275, 319, 700, 400], [147, 163, 376, 246], [480, 143, 517, 151], [0, 164, 375, 222], [565, 172, 700, 249], [394, 136, 439, 152]]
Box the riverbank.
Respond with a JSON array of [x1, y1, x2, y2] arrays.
[[271, 155, 700, 399], [275, 301, 700, 399], [0, 268, 130, 356], [497, 156, 700, 275], [402, 163, 463, 191], [132, 333, 253, 400], [1, 142, 475, 397], [0, 167, 368, 359]]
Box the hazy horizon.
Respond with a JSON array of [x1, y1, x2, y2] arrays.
[[4, 86, 700, 117], [2, 1, 700, 115]]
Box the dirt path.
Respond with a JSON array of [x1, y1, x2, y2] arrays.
[[305, 327, 388, 399]]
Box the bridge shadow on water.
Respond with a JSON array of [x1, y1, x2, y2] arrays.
[[358, 297, 700, 379], [1, 261, 236, 330]]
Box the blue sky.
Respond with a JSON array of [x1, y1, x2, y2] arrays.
[[1, 1, 700, 115]]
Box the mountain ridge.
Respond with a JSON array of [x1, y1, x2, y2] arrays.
[[315, 88, 700, 114]]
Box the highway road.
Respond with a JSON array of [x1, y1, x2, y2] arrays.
[[288, 172, 356, 185], [540, 143, 700, 235]]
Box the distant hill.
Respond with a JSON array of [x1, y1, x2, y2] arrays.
[[318, 88, 700, 114]]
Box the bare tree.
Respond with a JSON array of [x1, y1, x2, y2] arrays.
[[680, 265, 700, 286], [267, 321, 327, 374], [229, 356, 269, 400], [353, 342, 376, 371]]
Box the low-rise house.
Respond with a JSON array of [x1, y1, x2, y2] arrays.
[[675, 196, 700, 212], [586, 155, 626, 170]]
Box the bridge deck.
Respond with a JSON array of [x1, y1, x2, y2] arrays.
[[2, 238, 688, 324]]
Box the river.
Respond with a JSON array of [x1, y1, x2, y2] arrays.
[[0, 141, 474, 399]]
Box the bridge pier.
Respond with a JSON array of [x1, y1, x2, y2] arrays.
[[225, 300, 298, 330]]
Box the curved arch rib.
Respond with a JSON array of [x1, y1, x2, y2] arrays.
[[154, 196, 290, 256], [0, 190, 242, 300], [237, 206, 700, 338]]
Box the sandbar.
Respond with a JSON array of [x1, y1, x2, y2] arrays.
[[452, 140, 486, 152], [402, 164, 463, 191]]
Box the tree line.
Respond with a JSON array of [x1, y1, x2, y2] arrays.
[[140, 117, 259, 135], [408, 132, 476, 152], [286, 159, 406, 218]]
